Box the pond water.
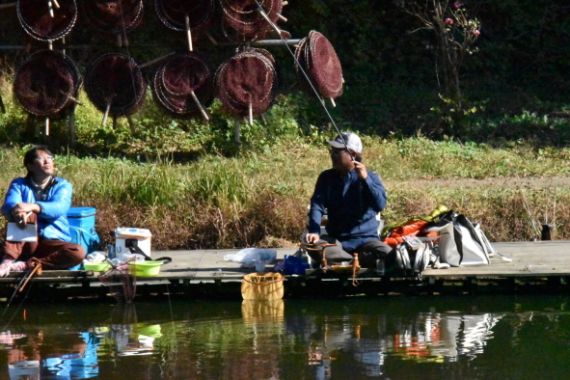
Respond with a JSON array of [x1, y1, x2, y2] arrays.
[[1, 295, 570, 379]]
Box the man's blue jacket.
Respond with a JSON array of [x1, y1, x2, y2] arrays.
[[308, 168, 387, 252], [1, 177, 73, 242]]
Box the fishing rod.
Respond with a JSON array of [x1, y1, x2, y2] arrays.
[[3, 264, 42, 311], [1, 264, 42, 331]]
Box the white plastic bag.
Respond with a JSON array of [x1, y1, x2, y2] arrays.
[[223, 248, 277, 269], [84, 251, 106, 264]]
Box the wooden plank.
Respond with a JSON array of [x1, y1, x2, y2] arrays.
[[0, 241, 568, 287], [0, 270, 94, 283], [422, 240, 570, 278]]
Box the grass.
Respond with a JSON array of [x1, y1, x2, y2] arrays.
[[0, 138, 568, 249], [1, 68, 569, 248]]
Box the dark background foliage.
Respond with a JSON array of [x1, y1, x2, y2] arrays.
[[286, 0, 570, 141], [0, 0, 569, 146]]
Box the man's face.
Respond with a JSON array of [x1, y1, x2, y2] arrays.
[[27, 150, 55, 177], [330, 148, 354, 172]]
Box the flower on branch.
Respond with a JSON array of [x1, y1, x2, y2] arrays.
[[396, 0, 481, 105]]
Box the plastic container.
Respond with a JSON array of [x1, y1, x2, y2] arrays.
[[67, 207, 96, 230], [67, 207, 100, 257], [107, 244, 116, 259], [115, 227, 152, 260], [83, 262, 110, 272], [128, 260, 162, 277]]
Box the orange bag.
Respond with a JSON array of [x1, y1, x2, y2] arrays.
[[383, 219, 428, 247], [382, 205, 450, 247]]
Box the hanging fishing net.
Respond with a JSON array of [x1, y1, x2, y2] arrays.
[[152, 52, 213, 117], [295, 30, 343, 99], [84, 52, 147, 118], [294, 36, 307, 74], [215, 48, 277, 117], [221, 0, 283, 40], [154, 0, 215, 36], [99, 265, 137, 303], [82, 0, 143, 35], [13, 50, 80, 117], [17, 0, 78, 42]]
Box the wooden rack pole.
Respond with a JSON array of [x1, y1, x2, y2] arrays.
[[0, 40, 302, 51], [0, 2, 16, 10]]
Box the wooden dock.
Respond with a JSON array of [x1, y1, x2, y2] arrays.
[[0, 240, 569, 301]]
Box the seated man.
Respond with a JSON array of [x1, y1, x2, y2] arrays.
[[0, 146, 85, 277], [305, 132, 392, 269]]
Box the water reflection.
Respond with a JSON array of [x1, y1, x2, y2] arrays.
[[2, 328, 99, 379], [283, 307, 503, 378], [1, 297, 570, 379]]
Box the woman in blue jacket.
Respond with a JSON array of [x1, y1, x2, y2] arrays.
[[0, 146, 85, 277], [305, 132, 393, 269]]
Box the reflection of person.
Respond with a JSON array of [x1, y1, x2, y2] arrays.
[[2, 327, 97, 379], [41, 331, 98, 379], [305, 132, 392, 268], [0, 146, 85, 277]]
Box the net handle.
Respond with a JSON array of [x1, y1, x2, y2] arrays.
[[185, 14, 193, 52], [190, 90, 209, 121], [101, 101, 112, 127]]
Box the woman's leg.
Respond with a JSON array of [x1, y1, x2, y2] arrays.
[[30, 240, 85, 270], [0, 240, 39, 276]]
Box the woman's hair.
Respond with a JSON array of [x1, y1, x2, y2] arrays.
[[23, 145, 53, 170]]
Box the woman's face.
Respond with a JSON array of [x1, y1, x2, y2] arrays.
[[330, 148, 355, 172], [27, 150, 55, 178]]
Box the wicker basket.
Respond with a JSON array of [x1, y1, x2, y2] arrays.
[[241, 272, 284, 301], [241, 299, 284, 324]]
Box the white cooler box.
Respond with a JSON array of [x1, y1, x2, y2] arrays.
[[115, 227, 152, 259]]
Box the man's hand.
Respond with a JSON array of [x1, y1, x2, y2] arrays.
[[305, 233, 320, 244], [353, 161, 368, 180], [11, 203, 40, 226]]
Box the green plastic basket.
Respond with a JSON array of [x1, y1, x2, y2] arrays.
[[128, 260, 163, 277], [84, 262, 111, 272]]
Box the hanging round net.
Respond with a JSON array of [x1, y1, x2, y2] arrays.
[[154, 0, 215, 36], [17, 0, 78, 42], [81, 0, 143, 35], [295, 30, 344, 99], [84, 52, 147, 117], [215, 47, 277, 117], [221, 0, 283, 40], [13, 50, 80, 117], [152, 52, 213, 117]]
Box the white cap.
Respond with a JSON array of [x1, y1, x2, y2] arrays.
[[328, 132, 363, 154]]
